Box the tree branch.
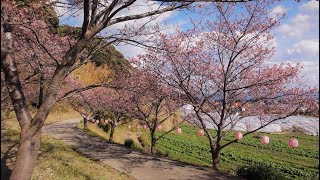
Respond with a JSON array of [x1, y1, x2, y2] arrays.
[[108, 2, 192, 26]]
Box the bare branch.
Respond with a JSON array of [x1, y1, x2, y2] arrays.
[[108, 2, 192, 26]]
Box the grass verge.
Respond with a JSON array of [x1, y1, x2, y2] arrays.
[[1, 129, 134, 180]]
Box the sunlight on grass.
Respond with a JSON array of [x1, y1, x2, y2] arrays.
[[1, 101, 82, 132], [32, 136, 133, 180], [80, 121, 152, 152], [1, 129, 133, 180]]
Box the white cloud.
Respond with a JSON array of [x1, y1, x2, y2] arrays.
[[235, 31, 277, 48], [293, 14, 310, 23], [277, 0, 319, 38], [278, 13, 311, 37], [300, 61, 319, 87], [266, 60, 319, 87], [115, 44, 147, 58], [271, 1, 319, 88], [269, 5, 287, 19], [300, 0, 319, 12], [287, 40, 319, 55]]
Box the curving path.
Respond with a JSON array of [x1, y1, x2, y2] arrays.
[[43, 119, 241, 180]]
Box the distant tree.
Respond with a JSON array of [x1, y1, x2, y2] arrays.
[[139, 0, 318, 170], [123, 70, 184, 154], [84, 87, 132, 142], [68, 90, 95, 130]]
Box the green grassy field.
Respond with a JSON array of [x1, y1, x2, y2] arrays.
[[155, 125, 319, 179], [85, 122, 319, 179]]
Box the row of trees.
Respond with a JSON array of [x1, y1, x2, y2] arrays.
[[1, 0, 196, 178], [1, 0, 317, 179], [69, 0, 319, 167], [68, 69, 184, 154]]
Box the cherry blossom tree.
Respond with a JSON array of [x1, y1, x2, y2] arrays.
[[1, 0, 282, 179], [138, 0, 318, 170], [123, 69, 184, 154], [83, 87, 132, 142], [68, 91, 95, 130]]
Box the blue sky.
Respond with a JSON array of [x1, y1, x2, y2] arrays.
[[55, 0, 319, 87], [269, 0, 319, 87]]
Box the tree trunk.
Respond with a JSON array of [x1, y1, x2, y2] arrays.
[[211, 148, 221, 171], [37, 71, 44, 109], [208, 128, 221, 171], [109, 125, 115, 143], [150, 130, 156, 154], [9, 128, 42, 180], [2, 11, 93, 179], [83, 117, 87, 130]]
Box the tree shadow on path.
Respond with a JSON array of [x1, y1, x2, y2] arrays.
[[43, 120, 242, 180]]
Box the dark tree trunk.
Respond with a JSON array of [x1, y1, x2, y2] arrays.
[[9, 128, 42, 180], [109, 125, 116, 143], [208, 132, 221, 171], [195, 110, 222, 171], [150, 130, 156, 154], [211, 147, 221, 171], [37, 71, 44, 109], [83, 117, 87, 130]]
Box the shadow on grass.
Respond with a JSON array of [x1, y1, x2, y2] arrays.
[[1, 157, 11, 180], [1, 134, 19, 180]]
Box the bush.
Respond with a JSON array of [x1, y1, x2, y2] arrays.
[[124, 139, 134, 149], [237, 163, 285, 180], [93, 110, 105, 120], [98, 123, 110, 132]]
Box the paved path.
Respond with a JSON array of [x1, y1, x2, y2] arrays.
[[43, 119, 241, 180]]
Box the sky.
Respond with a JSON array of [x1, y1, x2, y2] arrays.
[[54, 0, 319, 87]]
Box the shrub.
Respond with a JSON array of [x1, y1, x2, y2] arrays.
[[124, 139, 134, 149], [93, 110, 105, 120], [98, 123, 110, 132], [237, 163, 285, 180]]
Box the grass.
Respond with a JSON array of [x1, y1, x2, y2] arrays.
[[156, 125, 319, 179], [84, 122, 319, 179], [1, 102, 82, 132], [1, 106, 134, 180], [78, 121, 149, 150], [1, 129, 134, 180]]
